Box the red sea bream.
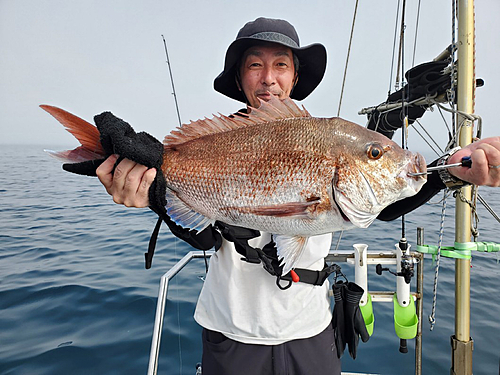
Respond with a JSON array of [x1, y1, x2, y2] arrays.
[[42, 97, 427, 274]]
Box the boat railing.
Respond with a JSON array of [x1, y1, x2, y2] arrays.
[[147, 249, 424, 375]]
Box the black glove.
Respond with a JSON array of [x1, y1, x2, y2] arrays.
[[343, 282, 370, 359], [332, 281, 346, 359]]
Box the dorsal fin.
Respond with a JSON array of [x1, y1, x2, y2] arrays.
[[163, 96, 311, 148]]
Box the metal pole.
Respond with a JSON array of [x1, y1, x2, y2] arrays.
[[451, 1, 475, 374], [415, 228, 424, 375], [147, 251, 214, 375]]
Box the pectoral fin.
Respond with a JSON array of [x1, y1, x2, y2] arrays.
[[165, 189, 214, 232], [274, 235, 309, 275], [230, 198, 320, 218]]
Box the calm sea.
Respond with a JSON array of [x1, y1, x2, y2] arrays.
[[1, 144, 499, 375]]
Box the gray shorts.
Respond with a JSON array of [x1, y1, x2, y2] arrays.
[[201, 322, 341, 375]]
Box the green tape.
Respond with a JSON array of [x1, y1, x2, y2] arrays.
[[416, 241, 500, 259]]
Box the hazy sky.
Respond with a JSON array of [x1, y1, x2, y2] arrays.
[[1, 0, 498, 155]]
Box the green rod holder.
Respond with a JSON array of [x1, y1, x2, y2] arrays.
[[393, 294, 418, 340]]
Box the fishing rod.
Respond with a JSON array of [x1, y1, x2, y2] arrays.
[[161, 35, 182, 127], [161, 34, 211, 275]]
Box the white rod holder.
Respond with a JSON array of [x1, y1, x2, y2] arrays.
[[353, 243, 369, 306], [395, 242, 411, 306]]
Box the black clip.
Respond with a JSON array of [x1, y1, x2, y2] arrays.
[[275, 276, 292, 290]]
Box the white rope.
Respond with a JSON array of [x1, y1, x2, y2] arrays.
[[429, 189, 449, 330], [434, 102, 483, 150]]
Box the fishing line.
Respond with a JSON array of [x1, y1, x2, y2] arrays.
[[333, 230, 344, 252]]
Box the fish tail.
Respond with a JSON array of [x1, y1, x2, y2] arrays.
[[40, 105, 106, 163]]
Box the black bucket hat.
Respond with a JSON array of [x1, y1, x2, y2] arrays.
[[214, 17, 327, 103]]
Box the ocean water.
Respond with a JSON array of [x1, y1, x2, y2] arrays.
[[1, 144, 499, 375]]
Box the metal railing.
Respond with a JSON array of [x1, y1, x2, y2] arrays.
[[147, 249, 423, 375]]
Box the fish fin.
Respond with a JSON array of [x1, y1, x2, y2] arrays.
[[40, 105, 105, 162], [249, 96, 311, 120], [165, 189, 215, 232], [163, 96, 311, 148], [44, 147, 105, 164], [274, 235, 309, 275], [230, 198, 320, 218]]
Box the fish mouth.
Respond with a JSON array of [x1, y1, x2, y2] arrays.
[[406, 153, 427, 178], [399, 152, 427, 193]]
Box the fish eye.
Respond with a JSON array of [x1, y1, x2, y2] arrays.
[[367, 144, 384, 160]]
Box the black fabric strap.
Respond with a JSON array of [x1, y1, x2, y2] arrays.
[[280, 263, 341, 286], [145, 216, 163, 269]]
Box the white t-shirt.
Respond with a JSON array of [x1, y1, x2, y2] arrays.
[[194, 232, 333, 345]]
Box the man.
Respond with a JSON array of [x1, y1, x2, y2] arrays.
[[96, 18, 500, 374]]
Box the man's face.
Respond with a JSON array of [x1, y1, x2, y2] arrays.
[[239, 44, 297, 108]]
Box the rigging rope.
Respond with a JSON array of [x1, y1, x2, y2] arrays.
[[429, 190, 449, 330], [449, 0, 458, 135], [337, 0, 359, 117], [388, 0, 401, 94], [411, 0, 422, 67], [414, 119, 444, 156], [395, 0, 407, 92]]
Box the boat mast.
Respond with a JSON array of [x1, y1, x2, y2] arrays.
[[451, 0, 475, 374]]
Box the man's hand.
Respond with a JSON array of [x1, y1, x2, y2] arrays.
[[447, 137, 500, 187], [96, 154, 156, 207]]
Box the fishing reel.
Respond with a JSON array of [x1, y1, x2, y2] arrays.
[[375, 238, 419, 284]]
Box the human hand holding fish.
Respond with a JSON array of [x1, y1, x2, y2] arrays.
[[96, 154, 155, 208], [446, 137, 500, 187]]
